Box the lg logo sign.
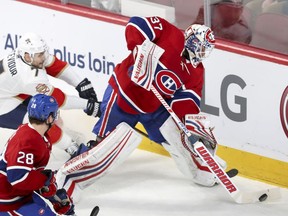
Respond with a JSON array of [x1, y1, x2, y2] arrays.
[[280, 86, 288, 138], [201, 75, 288, 140], [201, 74, 247, 122]]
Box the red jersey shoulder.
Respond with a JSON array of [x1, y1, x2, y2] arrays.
[[7, 124, 51, 156], [14, 124, 42, 142]]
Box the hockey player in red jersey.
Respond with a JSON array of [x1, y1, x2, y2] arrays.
[[0, 94, 75, 215], [90, 16, 227, 187], [0, 32, 100, 158]]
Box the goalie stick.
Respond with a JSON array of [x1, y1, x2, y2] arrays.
[[131, 40, 280, 203]]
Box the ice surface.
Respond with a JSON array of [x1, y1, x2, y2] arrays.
[[62, 149, 288, 216]]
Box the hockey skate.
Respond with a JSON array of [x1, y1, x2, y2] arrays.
[[68, 143, 90, 159]]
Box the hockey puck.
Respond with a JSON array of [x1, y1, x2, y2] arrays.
[[226, 168, 239, 178], [90, 206, 100, 216], [259, 193, 268, 202]]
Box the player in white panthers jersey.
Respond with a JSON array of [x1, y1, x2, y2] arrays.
[[0, 32, 100, 157]]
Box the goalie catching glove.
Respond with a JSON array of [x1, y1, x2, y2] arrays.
[[184, 114, 217, 155], [76, 78, 97, 100]]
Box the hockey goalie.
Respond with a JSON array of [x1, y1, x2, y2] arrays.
[[55, 16, 228, 202]]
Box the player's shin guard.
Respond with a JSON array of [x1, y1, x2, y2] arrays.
[[56, 122, 143, 202]]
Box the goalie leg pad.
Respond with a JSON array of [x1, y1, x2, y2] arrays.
[[160, 116, 220, 187], [56, 122, 143, 201]]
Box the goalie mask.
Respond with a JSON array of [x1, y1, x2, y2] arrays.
[[183, 24, 215, 68], [17, 32, 49, 67]]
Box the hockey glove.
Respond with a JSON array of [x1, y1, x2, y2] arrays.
[[76, 78, 97, 100], [49, 188, 75, 215], [185, 114, 217, 155], [86, 136, 103, 149], [87, 140, 98, 149], [85, 98, 101, 117], [39, 169, 57, 198]]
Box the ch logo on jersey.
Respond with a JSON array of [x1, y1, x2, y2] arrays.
[[36, 83, 50, 94], [155, 70, 182, 96]]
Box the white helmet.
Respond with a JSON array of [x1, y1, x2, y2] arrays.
[[17, 32, 48, 58], [183, 24, 215, 67]]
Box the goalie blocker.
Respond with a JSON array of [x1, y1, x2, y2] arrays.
[[56, 122, 143, 202]]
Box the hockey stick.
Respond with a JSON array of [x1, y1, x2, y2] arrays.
[[131, 40, 280, 203], [150, 85, 279, 203]]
